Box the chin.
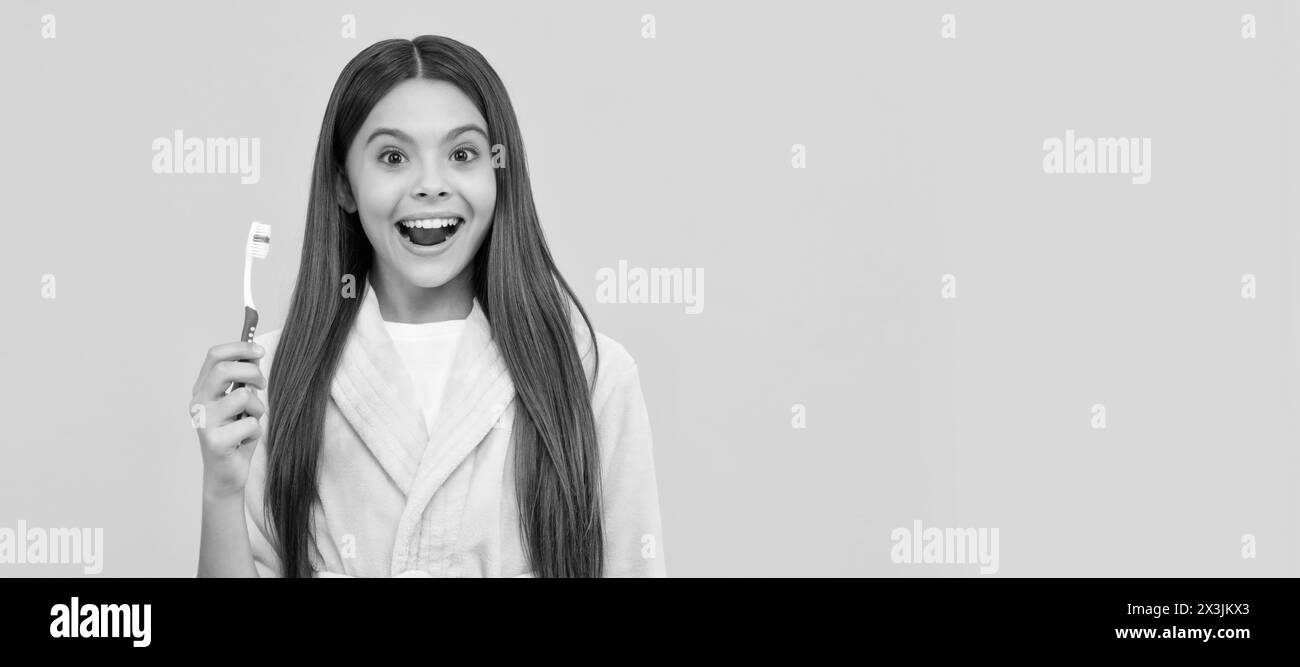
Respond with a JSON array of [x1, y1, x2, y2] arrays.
[[400, 268, 455, 289]]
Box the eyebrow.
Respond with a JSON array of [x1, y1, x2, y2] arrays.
[[365, 123, 487, 147]]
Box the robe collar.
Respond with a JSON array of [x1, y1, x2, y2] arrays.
[[329, 281, 515, 499], [328, 280, 595, 573]]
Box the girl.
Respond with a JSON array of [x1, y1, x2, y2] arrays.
[[192, 35, 664, 578]]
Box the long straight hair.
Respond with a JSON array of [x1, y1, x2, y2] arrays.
[[264, 35, 604, 578]]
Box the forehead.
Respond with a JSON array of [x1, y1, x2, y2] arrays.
[[361, 78, 486, 140]]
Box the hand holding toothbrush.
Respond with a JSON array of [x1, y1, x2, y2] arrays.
[[191, 341, 268, 500], [189, 221, 272, 501]]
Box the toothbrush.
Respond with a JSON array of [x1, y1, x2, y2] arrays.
[[231, 222, 271, 412]]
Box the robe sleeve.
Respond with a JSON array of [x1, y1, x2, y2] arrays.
[[243, 412, 284, 578], [244, 491, 283, 578], [594, 361, 667, 577]]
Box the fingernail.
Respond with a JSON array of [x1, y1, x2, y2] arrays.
[[253, 344, 265, 355]]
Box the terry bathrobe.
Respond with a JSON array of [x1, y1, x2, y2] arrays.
[[243, 283, 666, 577]]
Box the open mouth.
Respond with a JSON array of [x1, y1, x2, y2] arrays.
[[395, 217, 464, 248]]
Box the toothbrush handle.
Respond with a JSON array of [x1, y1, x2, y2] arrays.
[[231, 306, 259, 419]]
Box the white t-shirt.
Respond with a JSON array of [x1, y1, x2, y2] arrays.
[[382, 317, 467, 438]]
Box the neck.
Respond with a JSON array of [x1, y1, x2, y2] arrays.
[[369, 262, 473, 323]]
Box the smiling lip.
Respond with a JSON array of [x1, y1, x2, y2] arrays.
[[394, 216, 464, 256], [396, 212, 464, 223]]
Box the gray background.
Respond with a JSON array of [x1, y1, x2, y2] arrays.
[[1, 0, 1296, 576]]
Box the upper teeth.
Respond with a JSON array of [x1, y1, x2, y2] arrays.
[[400, 217, 460, 229]]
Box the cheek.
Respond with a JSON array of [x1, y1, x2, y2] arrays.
[[468, 172, 497, 217], [356, 170, 402, 212], [352, 171, 404, 236]]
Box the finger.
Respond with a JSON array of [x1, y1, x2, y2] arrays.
[[207, 386, 260, 426], [243, 393, 266, 421], [197, 360, 267, 401], [194, 342, 265, 395], [217, 415, 262, 450]]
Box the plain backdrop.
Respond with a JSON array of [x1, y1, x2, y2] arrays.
[[1, 0, 1297, 576]]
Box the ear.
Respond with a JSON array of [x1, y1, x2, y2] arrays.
[[335, 170, 357, 213]]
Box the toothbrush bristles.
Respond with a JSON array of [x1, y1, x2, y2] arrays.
[[247, 223, 272, 259]]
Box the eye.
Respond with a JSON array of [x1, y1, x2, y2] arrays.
[[451, 146, 480, 163], [379, 149, 407, 166]]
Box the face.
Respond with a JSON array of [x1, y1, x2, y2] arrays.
[[336, 78, 496, 291]]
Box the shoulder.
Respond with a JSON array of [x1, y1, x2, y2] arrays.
[[568, 304, 639, 394], [253, 327, 284, 358], [591, 331, 637, 380], [248, 328, 285, 413], [574, 325, 643, 420], [252, 328, 285, 373]]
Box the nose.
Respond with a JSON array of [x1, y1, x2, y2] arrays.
[[411, 157, 450, 200], [413, 186, 446, 200]]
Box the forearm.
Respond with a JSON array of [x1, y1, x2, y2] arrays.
[[197, 485, 259, 578]]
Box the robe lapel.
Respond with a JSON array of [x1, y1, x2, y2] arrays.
[[329, 283, 428, 495], [390, 294, 518, 573], [329, 285, 596, 575]]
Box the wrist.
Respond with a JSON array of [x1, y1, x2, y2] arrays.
[[202, 478, 245, 506]]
